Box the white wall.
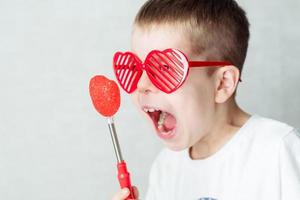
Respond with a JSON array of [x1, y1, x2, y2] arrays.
[[0, 0, 299, 199]]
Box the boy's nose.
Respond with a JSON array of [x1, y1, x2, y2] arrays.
[[136, 71, 157, 94]]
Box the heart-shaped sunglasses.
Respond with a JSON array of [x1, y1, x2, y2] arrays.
[[113, 48, 233, 94]]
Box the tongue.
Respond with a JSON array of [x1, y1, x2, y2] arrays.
[[163, 113, 176, 130]]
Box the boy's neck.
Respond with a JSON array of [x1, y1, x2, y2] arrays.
[[189, 98, 250, 160]]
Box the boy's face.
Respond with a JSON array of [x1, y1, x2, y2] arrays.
[[130, 24, 218, 151]]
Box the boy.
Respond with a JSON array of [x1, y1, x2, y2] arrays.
[[112, 0, 300, 199]]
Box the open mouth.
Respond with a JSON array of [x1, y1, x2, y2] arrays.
[[142, 106, 177, 139]]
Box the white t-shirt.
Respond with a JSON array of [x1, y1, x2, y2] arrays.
[[145, 115, 300, 200]]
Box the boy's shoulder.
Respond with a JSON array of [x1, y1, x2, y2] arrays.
[[243, 115, 300, 158], [244, 114, 298, 143]]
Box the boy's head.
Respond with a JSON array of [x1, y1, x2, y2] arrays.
[[134, 0, 249, 74], [126, 0, 249, 150]]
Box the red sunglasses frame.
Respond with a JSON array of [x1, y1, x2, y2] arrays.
[[113, 48, 234, 94]]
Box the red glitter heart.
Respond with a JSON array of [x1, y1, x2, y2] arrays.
[[89, 75, 120, 117]]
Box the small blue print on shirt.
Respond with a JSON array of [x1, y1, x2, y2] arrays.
[[198, 198, 217, 200]]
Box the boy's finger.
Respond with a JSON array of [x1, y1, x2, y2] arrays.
[[112, 188, 129, 200], [132, 186, 139, 198]]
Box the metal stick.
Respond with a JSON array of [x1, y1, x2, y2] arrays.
[[107, 117, 123, 163]]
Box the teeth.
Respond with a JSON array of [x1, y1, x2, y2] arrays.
[[148, 108, 155, 112], [143, 107, 160, 113], [158, 112, 167, 129]]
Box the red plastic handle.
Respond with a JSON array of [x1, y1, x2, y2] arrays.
[[117, 161, 135, 200]]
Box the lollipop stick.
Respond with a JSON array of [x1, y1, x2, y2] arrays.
[[107, 117, 123, 162], [107, 117, 135, 200]]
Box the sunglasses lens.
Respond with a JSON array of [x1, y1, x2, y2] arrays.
[[145, 49, 189, 93], [113, 52, 142, 93]]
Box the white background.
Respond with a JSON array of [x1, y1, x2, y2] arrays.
[[0, 0, 299, 199]]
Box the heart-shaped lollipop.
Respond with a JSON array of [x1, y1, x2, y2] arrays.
[[89, 75, 135, 200], [89, 75, 120, 117]]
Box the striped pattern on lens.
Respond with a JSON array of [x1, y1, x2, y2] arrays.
[[113, 52, 143, 93], [145, 49, 189, 93]]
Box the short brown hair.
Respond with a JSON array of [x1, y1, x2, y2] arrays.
[[134, 0, 250, 75]]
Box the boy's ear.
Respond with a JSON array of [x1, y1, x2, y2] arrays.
[[214, 65, 240, 103]]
